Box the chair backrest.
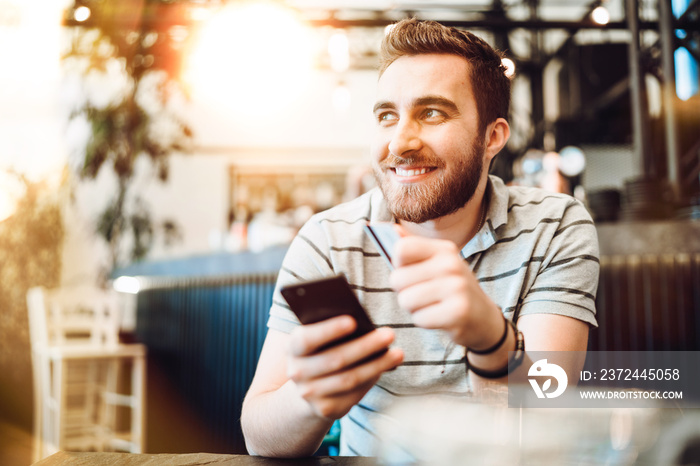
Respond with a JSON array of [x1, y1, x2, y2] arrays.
[[27, 287, 50, 352], [27, 285, 121, 350]]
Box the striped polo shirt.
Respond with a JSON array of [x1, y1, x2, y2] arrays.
[[267, 174, 600, 456]]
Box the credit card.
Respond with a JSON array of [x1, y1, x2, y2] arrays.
[[363, 222, 400, 269]]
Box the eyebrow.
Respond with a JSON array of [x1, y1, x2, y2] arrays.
[[372, 95, 460, 114], [372, 101, 395, 113]]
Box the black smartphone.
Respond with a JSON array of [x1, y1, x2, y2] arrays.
[[280, 274, 378, 351]]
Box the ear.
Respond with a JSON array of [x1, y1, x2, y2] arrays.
[[483, 118, 510, 162]]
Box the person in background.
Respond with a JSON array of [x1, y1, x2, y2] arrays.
[[241, 18, 599, 457]]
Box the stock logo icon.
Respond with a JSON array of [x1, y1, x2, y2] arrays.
[[528, 359, 568, 399]]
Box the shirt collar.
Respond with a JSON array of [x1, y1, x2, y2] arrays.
[[460, 175, 509, 259], [372, 175, 510, 258]]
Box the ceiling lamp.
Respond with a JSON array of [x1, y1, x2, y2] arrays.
[[591, 5, 610, 25], [501, 57, 515, 78], [73, 5, 91, 22], [328, 30, 350, 73]]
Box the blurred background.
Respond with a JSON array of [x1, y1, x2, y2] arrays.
[[1, 0, 699, 464]]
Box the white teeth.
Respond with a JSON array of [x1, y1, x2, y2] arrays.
[[395, 167, 428, 177]]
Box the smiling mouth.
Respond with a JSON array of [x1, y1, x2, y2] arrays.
[[393, 167, 436, 177]]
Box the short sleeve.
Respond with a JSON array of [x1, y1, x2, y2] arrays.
[[517, 200, 600, 327]]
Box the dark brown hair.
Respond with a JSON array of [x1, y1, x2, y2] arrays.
[[380, 18, 511, 132]]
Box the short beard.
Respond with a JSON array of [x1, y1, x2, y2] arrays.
[[373, 141, 485, 224]]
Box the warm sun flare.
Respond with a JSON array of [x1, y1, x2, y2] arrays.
[[182, 1, 314, 116]]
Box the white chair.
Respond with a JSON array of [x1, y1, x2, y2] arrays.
[[27, 285, 146, 462]]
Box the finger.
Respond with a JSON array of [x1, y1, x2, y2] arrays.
[[410, 296, 469, 331], [297, 348, 404, 400], [289, 327, 396, 381], [395, 275, 464, 313], [391, 250, 466, 291], [289, 315, 356, 357], [393, 236, 458, 268], [307, 378, 380, 420], [409, 299, 472, 347]]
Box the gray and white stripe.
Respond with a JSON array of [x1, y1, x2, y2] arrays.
[[267, 175, 599, 456]]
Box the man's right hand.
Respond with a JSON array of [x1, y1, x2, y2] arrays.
[[287, 315, 404, 420]]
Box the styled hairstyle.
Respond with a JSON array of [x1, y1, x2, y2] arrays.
[[379, 18, 511, 132]]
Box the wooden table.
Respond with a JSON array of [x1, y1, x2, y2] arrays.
[[34, 451, 379, 466]]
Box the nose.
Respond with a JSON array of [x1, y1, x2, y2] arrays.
[[387, 119, 422, 158]]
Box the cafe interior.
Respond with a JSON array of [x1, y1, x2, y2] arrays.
[[1, 0, 700, 464]]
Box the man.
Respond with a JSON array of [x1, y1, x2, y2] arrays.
[[241, 18, 599, 457]]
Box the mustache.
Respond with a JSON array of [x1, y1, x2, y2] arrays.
[[381, 152, 446, 169]]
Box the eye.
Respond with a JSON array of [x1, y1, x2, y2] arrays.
[[377, 111, 398, 125], [423, 109, 446, 121]]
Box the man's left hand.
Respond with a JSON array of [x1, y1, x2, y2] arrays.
[[389, 232, 504, 350]]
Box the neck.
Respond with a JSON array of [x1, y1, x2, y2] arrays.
[[399, 178, 489, 249]]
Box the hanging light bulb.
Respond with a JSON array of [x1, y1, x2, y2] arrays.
[[73, 5, 91, 22], [501, 57, 516, 78], [328, 30, 350, 73], [591, 5, 610, 25]]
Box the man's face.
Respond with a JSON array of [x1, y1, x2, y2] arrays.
[[371, 53, 487, 224]]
